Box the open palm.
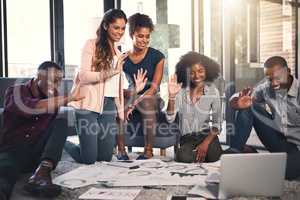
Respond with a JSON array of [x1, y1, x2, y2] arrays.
[[168, 74, 182, 98], [237, 87, 253, 109], [134, 68, 148, 93]]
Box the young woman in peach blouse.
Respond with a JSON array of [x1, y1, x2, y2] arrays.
[[65, 9, 146, 164]]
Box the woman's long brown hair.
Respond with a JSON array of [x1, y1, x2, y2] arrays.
[[92, 9, 127, 72]]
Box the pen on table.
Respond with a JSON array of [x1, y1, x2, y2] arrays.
[[142, 186, 166, 190], [105, 163, 140, 169]]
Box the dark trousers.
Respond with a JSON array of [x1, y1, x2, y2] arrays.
[[127, 95, 161, 149], [176, 133, 222, 163], [230, 103, 300, 180], [0, 119, 67, 199]]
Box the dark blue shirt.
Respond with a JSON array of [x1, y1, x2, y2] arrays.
[[123, 47, 165, 94]]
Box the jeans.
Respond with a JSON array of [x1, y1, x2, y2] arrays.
[[176, 132, 222, 163], [64, 97, 117, 164], [231, 103, 300, 180], [0, 119, 67, 199]]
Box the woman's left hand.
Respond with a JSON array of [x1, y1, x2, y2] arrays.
[[194, 141, 210, 162], [134, 68, 148, 93]]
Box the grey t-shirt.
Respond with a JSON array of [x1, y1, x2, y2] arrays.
[[166, 84, 221, 135]]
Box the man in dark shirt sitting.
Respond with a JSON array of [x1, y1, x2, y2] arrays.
[[0, 61, 84, 199]]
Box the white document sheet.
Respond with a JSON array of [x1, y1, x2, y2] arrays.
[[188, 184, 219, 199], [79, 188, 141, 200]]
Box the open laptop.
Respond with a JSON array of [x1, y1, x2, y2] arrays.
[[189, 153, 287, 199]]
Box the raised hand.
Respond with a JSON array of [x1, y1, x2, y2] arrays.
[[237, 87, 253, 109], [134, 68, 148, 93], [168, 74, 182, 98]]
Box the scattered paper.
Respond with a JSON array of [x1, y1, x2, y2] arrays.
[[188, 184, 219, 199], [205, 172, 220, 184], [54, 159, 220, 188], [79, 188, 141, 200], [203, 160, 221, 171], [53, 163, 124, 189]]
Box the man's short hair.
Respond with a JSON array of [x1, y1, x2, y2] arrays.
[[264, 56, 288, 69], [38, 61, 62, 71]]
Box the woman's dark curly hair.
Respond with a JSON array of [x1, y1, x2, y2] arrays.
[[128, 13, 154, 37], [175, 52, 220, 88], [93, 9, 127, 72]]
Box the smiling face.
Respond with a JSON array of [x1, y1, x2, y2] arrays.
[[190, 63, 206, 87], [131, 27, 151, 50], [106, 18, 126, 43], [264, 64, 289, 90]]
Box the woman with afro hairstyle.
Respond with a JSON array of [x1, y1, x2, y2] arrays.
[[166, 52, 223, 163]]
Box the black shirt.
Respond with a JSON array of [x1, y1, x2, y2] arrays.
[[123, 47, 165, 94]]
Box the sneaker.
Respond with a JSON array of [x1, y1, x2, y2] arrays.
[[23, 161, 61, 198], [136, 152, 154, 160], [116, 153, 130, 161], [137, 146, 154, 160], [136, 154, 149, 160]]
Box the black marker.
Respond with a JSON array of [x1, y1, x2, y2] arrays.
[[142, 186, 166, 190]]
